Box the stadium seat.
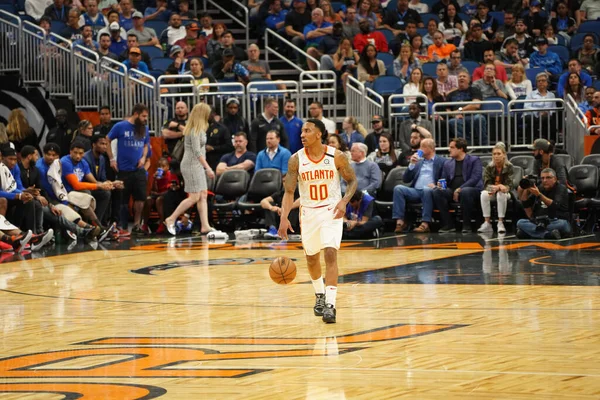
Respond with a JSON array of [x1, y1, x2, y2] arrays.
[[237, 168, 282, 213], [489, 11, 504, 26], [483, 96, 508, 114], [151, 57, 172, 72], [144, 20, 168, 36], [569, 164, 599, 232], [421, 13, 440, 26], [480, 155, 492, 166], [555, 34, 567, 46], [372, 76, 403, 96], [377, 52, 394, 69], [140, 45, 164, 59], [525, 67, 544, 89], [49, 21, 66, 35], [461, 60, 479, 75], [510, 155, 535, 175], [416, 28, 428, 37], [593, 80, 600, 91], [458, 12, 471, 24], [213, 170, 251, 212], [570, 32, 598, 51], [0, 3, 16, 13], [374, 166, 408, 220], [149, 69, 162, 79], [331, 1, 344, 12], [548, 45, 569, 67], [421, 62, 438, 77], [581, 154, 600, 169], [376, 28, 395, 45], [554, 153, 574, 170], [577, 21, 600, 35], [386, 63, 395, 76]]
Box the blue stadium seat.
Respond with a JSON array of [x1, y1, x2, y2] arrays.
[[372, 76, 403, 96], [578, 21, 600, 34], [421, 13, 440, 26], [376, 28, 395, 44], [526, 67, 544, 89], [489, 11, 504, 26], [548, 45, 569, 67], [149, 69, 163, 79], [570, 32, 598, 51], [386, 63, 395, 76], [331, 1, 343, 12], [555, 34, 567, 46], [144, 20, 168, 36], [458, 12, 471, 24], [377, 52, 394, 68], [0, 0, 15, 4], [49, 21, 66, 35], [140, 45, 164, 59], [416, 28, 428, 37], [593, 80, 600, 91], [152, 57, 172, 72], [421, 62, 438, 77], [422, 0, 438, 10], [482, 96, 508, 115], [462, 60, 479, 75], [0, 3, 16, 13]]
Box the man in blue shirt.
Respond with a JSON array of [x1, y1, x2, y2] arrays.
[[255, 131, 292, 175], [108, 22, 128, 55], [216, 132, 257, 176], [280, 99, 303, 154], [123, 47, 151, 82], [529, 37, 563, 77], [1, 147, 36, 233], [107, 104, 151, 234], [558, 59, 593, 98], [73, 25, 99, 51], [303, 8, 332, 49], [393, 138, 445, 233], [265, 0, 288, 34]]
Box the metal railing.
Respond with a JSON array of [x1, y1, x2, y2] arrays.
[[199, 82, 246, 121], [246, 80, 299, 125], [72, 45, 100, 111], [299, 71, 336, 121], [21, 20, 46, 85], [0, 10, 21, 73], [387, 94, 428, 145], [204, 0, 249, 48], [99, 57, 128, 121], [128, 68, 158, 133], [265, 28, 319, 74], [565, 95, 587, 164], [46, 33, 73, 97], [431, 100, 506, 151], [507, 98, 565, 152], [365, 87, 384, 129], [346, 76, 366, 127]]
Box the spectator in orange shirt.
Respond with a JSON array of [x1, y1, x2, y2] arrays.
[[353, 19, 388, 53], [585, 91, 600, 135], [427, 30, 456, 61]]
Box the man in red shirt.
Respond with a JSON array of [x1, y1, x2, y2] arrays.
[[472, 48, 508, 82], [353, 19, 388, 53], [174, 22, 207, 59]]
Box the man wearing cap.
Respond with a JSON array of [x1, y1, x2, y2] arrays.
[[250, 98, 288, 153], [174, 22, 207, 59], [167, 45, 189, 73], [212, 48, 250, 83], [383, 0, 422, 37], [127, 11, 160, 48], [118, 34, 152, 69], [528, 139, 568, 185], [161, 101, 189, 156], [502, 18, 534, 63], [47, 109, 76, 157], [464, 23, 493, 64], [530, 37, 563, 77], [117, 0, 134, 30], [307, 21, 345, 71], [79, 0, 107, 36], [364, 115, 388, 155], [398, 102, 433, 155], [160, 13, 186, 47], [144, 0, 171, 22], [123, 47, 151, 82], [109, 22, 128, 55], [223, 98, 249, 138], [353, 19, 388, 53], [97, 10, 126, 41], [584, 91, 600, 135]]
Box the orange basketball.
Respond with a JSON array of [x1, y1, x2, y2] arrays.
[[269, 257, 297, 284]]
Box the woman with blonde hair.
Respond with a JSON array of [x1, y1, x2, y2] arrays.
[[506, 63, 532, 100], [402, 67, 423, 103], [393, 44, 421, 85], [478, 142, 514, 234], [6, 109, 38, 153], [341, 116, 366, 149], [164, 103, 216, 235], [320, 0, 342, 22]]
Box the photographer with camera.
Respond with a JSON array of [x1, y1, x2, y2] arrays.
[[530, 138, 568, 185], [516, 168, 571, 240]]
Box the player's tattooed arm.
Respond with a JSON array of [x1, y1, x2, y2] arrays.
[[336, 149, 357, 204], [280, 154, 299, 221]]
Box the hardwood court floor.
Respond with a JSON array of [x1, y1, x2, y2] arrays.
[[1, 233, 600, 399]]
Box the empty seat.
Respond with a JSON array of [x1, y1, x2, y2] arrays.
[[237, 168, 282, 212], [510, 155, 535, 176], [372, 76, 403, 96], [213, 170, 251, 212], [374, 166, 408, 219], [140, 45, 164, 59]]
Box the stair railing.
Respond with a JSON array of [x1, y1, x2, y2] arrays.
[[264, 28, 320, 75], [203, 0, 249, 48]]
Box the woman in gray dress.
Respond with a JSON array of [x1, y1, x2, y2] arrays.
[[165, 103, 216, 235]]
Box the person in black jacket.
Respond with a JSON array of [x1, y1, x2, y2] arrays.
[[205, 110, 234, 170], [222, 97, 249, 137], [249, 98, 288, 153], [46, 109, 76, 157]]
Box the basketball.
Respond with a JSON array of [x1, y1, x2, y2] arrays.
[[269, 257, 297, 284]]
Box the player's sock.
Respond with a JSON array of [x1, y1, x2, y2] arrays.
[[311, 277, 325, 294], [325, 286, 337, 307]]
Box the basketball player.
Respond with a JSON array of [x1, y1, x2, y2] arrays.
[[278, 119, 357, 324]]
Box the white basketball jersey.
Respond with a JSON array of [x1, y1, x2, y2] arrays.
[[297, 145, 341, 208]]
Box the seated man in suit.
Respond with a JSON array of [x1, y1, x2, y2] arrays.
[[393, 138, 445, 233], [433, 137, 483, 233]]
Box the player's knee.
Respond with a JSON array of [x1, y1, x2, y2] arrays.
[[324, 247, 337, 263]]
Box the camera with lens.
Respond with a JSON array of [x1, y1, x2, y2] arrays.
[[519, 175, 539, 190], [534, 215, 550, 230]]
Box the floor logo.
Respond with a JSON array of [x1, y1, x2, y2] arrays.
[[131, 257, 297, 275], [0, 323, 465, 398]]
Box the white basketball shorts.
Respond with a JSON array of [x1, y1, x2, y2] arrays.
[[300, 205, 343, 256]]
